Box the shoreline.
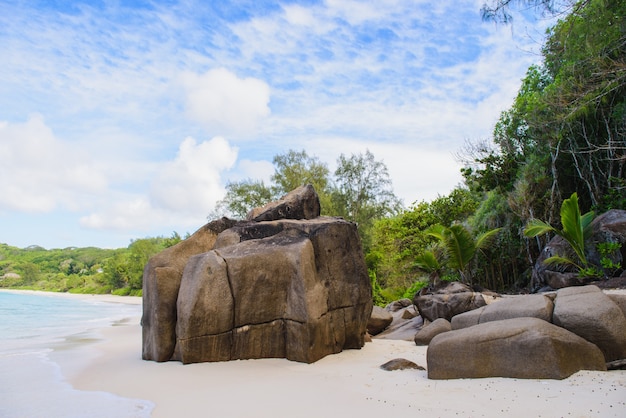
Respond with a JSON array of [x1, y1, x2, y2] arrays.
[[4, 289, 626, 417], [0, 288, 142, 305], [66, 320, 626, 418]]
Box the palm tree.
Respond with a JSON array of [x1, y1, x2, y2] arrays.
[[420, 224, 501, 285], [523, 192, 594, 271]]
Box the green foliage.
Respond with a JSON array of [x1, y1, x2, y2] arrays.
[[423, 223, 502, 284], [272, 150, 335, 214], [597, 241, 622, 277], [332, 150, 402, 249], [367, 187, 479, 290], [0, 234, 180, 295], [212, 179, 274, 219], [524, 192, 594, 270]]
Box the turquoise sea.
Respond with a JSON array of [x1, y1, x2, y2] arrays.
[[0, 291, 153, 417]]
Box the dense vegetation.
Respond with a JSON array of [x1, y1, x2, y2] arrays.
[[0, 234, 182, 295], [1, 1, 624, 303]]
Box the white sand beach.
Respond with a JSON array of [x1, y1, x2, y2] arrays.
[[3, 289, 625, 418], [50, 291, 626, 418]]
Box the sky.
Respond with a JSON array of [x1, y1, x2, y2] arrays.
[[0, 0, 555, 249]]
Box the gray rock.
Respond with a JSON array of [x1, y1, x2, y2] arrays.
[[608, 293, 626, 318], [367, 306, 393, 335], [553, 285, 626, 362], [451, 294, 554, 330], [246, 184, 320, 222], [414, 318, 451, 346], [414, 282, 486, 322], [380, 358, 425, 371], [427, 317, 607, 380]]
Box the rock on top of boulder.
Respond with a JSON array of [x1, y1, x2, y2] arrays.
[[246, 184, 321, 222]]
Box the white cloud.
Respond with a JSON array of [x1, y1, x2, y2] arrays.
[[180, 68, 271, 136], [80, 136, 238, 231], [0, 115, 107, 213], [150, 136, 238, 213], [230, 159, 275, 184]]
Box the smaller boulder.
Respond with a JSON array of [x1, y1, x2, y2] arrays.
[[380, 358, 425, 371], [451, 294, 554, 330], [414, 318, 451, 346], [367, 306, 393, 335], [246, 184, 320, 222], [414, 282, 486, 322], [374, 303, 423, 341], [427, 317, 607, 380], [553, 285, 626, 362]]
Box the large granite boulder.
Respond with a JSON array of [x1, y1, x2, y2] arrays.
[[451, 294, 555, 330], [143, 186, 372, 364], [142, 217, 238, 362], [175, 217, 372, 364], [427, 317, 607, 380], [531, 209, 626, 291], [413, 282, 486, 322], [553, 285, 626, 362]]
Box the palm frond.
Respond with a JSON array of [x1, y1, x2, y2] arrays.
[[543, 255, 581, 270], [414, 251, 441, 273], [524, 219, 555, 237], [475, 227, 502, 250]]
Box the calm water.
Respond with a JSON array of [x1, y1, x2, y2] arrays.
[[0, 291, 153, 418]]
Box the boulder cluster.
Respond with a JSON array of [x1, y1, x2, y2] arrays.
[[142, 185, 372, 364], [370, 283, 626, 380]]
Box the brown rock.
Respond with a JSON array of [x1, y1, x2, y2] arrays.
[[427, 317, 607, 380], [414, 282, 486, 322], [553, 285, 626, 362], [142, 217, 238, 362], [173, 218, 372, 364], [246, 184, 320, 222], [367, 306, 393, 335], [608, 293, 626, 318], [414, 318, 451, 346], [380, 358, 425, 371], [451, 294, 554, 330]]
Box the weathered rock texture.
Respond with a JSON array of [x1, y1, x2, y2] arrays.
[[246, 184, 320, 222], [414, 318, 451, 346], [451, 294, 554, 330], [142, 186, 372, 364], [413, 282, 486, 322], [142, 217, 239, 362], [428, 317, 607, 380], [373, 299, 424, 341], [367, 306, 393, 336], [553, 286, 626, 362], [427, 285, 626, 379], [531, 209, 626, 291]]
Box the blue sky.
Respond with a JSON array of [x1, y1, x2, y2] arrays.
[[0, 0, 554, 249]]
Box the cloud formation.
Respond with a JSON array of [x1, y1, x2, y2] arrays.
[[0, 0, 555, 247], [180, 68, 271, 137], [0, 116, 107, 213]]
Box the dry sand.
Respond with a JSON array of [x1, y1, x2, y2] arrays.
[[54, 290, 626, 418]]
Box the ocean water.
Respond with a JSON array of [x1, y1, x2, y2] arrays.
[[0, 291, 154, 418]]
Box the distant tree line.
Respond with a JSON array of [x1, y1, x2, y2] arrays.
[[0, 233, 182, 296]]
